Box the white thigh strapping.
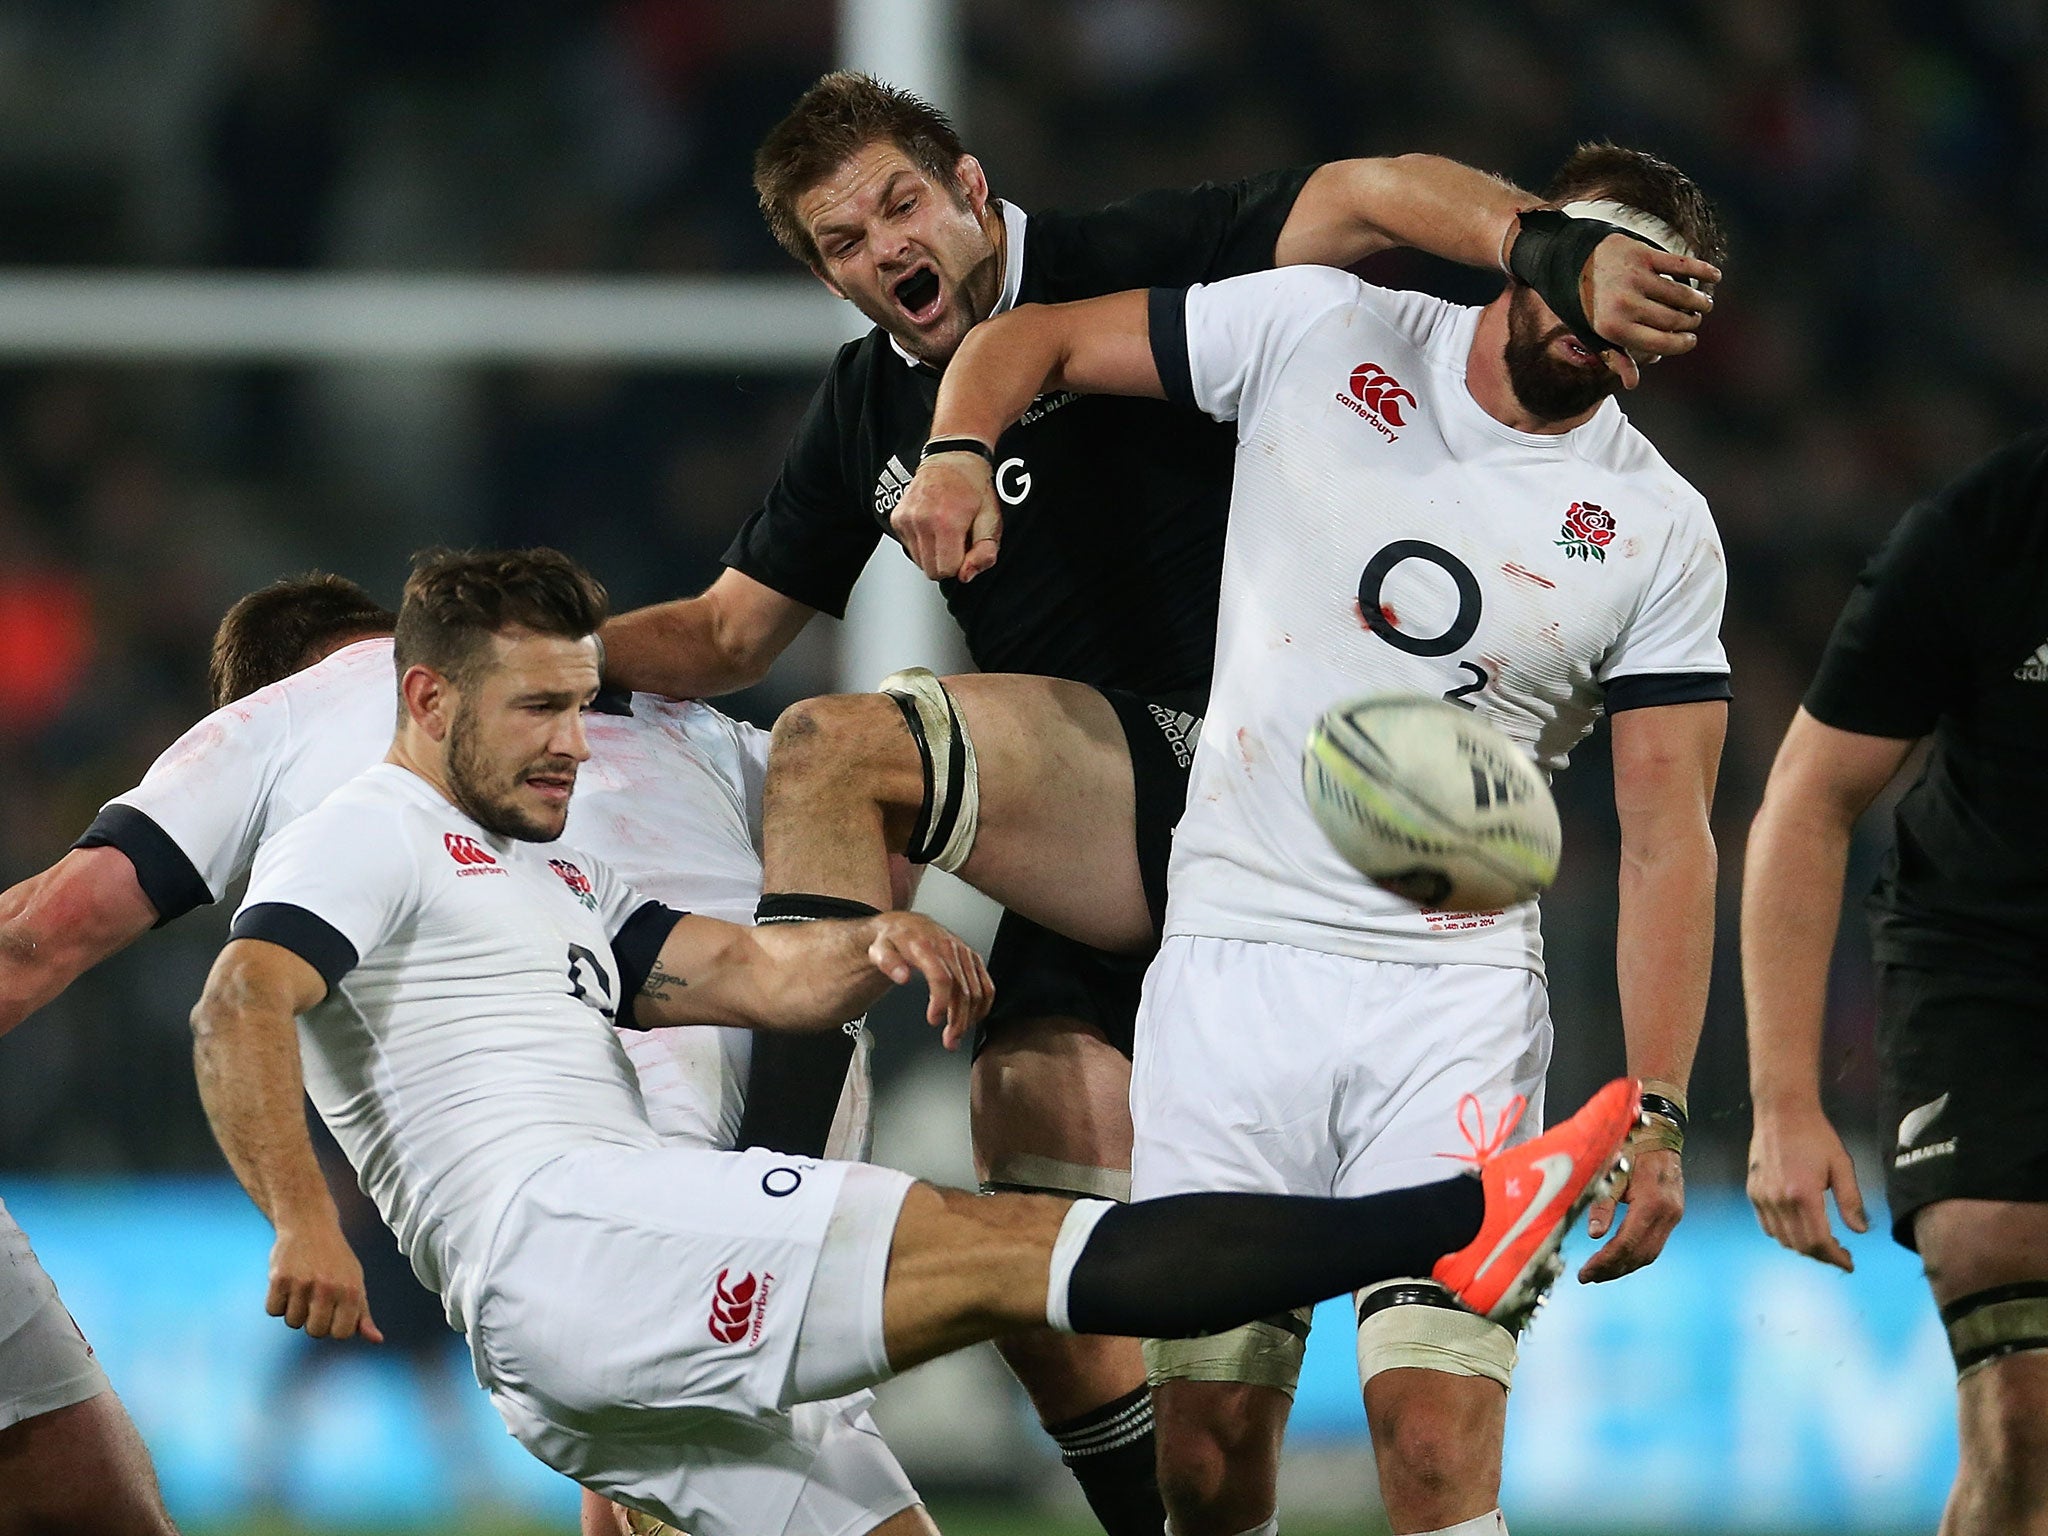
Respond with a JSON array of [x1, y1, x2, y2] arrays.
[[1131, 936, 1551, 1201]]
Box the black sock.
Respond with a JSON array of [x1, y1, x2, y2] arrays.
[[1062, 1176, 1484, 1338], [732, 894, 877, 1157], [1043, 1386, 1167, 1536]]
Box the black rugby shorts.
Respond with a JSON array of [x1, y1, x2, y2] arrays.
[[1877, 961, 2048, 1249], [975, 685, 1204, 1059]]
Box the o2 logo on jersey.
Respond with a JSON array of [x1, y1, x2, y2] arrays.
[[708, 1268, 773, 1347], [443, 833, 505, 877], [1338, 363, 1415, 440], [548, 858, 599, 912], [1356, 539, 1492, 708], [994, 456, 1032, 506]]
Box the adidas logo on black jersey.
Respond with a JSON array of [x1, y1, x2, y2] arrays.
[[1147, 704, 1203, 768], [2016, 641, 2048, 682], [873, 455, 914, 523]]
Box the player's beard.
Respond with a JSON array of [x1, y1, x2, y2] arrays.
[[445, 699, 573, 843], [1502, 287, 1622, 424]]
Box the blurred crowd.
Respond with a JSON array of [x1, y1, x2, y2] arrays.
[[0, 0, 2041, 1178]]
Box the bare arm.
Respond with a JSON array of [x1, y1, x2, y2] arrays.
[[1579, 699, 1725, 1283], [1744, 707, 1916, 1271], [191, 938, 381, 1342], [0, 848, 160, 1037], [631, 910, 991, 1048], [600, 568, 817, 699], [894, 290, 1162, 581], [1276, 155, 1718, 380]]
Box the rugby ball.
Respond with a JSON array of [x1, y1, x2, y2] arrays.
[[1302, 695, 1561, 911]]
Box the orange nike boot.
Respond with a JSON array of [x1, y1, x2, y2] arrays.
[[1432, 1076, 1641, 1328]]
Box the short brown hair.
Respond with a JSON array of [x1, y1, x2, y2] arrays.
[[754, 71, 969, 268], [209, 573, 396, 708], [1546, 142, 1728, 272], [393, 548, 608, 691]]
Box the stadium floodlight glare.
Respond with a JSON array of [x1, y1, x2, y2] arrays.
[[0, 272, 863, 364]]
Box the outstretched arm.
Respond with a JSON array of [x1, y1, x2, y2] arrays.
[[192, 937, 381, 1342], [630, 910, 991, 1047], [1579, 698, 1725, 1284], [601, 568, 817, 700], [1276, 155, 1718, 379], [1744, 708, 1916, 1271], [0, 848, 160, 1037]]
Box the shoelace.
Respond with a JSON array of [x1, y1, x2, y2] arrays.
[[1438, 1091, 1528, 1166]]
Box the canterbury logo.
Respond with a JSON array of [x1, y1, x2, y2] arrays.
[[443, 833, 496, 867], [1348, 363, 1416, 426], [708, 1268, 771, 1346]]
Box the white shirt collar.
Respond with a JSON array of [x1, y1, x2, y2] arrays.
[[888, 200, 1030, 368]]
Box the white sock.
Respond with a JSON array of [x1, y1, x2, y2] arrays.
[[1410, 1512, 1507, 1536], [1042, 1198, 1116, 1332]]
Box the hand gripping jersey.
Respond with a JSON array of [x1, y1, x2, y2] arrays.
[[232, 765, 683, 1331], [74, 637, 771, 1144], [1149, 268, 1730, 971]]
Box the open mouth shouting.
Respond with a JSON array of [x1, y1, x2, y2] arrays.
[[892, 265, 944, 327]]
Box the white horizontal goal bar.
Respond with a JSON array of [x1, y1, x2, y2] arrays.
[[0, 272, 864, 364]]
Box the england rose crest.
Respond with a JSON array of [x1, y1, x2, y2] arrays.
[[1557, 501, 1616, 562], [548, 858, 599, 911]]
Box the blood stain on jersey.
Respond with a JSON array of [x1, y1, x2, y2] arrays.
[[1502, 562, 1556, 590], [548, 858, 599, 911], [1353, 598, 1400, 629], [1557, 502, 1617, 562]]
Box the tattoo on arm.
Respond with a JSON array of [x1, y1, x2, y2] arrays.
[[641, 956, 688, 1002]]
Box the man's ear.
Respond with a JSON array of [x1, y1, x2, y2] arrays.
[[398, 664, 455, 742], [954, 154, 991, 218]]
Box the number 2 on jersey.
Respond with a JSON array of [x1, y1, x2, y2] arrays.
[[1357, 540, 1490, 707]]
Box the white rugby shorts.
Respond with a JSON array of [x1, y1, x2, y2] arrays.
[[0, 1198, 110, 1430], [1131, 936, 1551, 1201], [469, 1146, 915, 1536]]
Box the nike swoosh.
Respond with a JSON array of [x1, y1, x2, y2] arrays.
[[1473, 1153, 1576, 1281], [1898, 1092, 1949, 1150]]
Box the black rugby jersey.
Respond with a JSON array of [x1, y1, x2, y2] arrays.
[[1805, 426, 2048, 969], [723, 168, 1314, 695]]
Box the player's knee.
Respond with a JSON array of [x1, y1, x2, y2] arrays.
[[1365, 1370, 1505, 1506], [1151, 1380, 1284, 1525], [1965, 1361, 2048, 1485], [769, 694, 920, 805]]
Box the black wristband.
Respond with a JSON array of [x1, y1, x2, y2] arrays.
[[754, 892, 882, 925], [921, 436, 997, 468], [1638, 1091, 1689, 1139], [1506, 208, 1657, 351]]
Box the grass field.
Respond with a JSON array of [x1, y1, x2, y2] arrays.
[[190, 1510, 1867, 1536]]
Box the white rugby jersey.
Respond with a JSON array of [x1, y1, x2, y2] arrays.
[[233, 764, 681, 1331], [1149, 267, 1729, 971], [76, 636, 770, 1143]]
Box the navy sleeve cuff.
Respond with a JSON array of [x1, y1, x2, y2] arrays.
[[1604, 671, 1734, 713], [230, 903, 358, 990], [1148, 287, 1195, 409], [73, 805, 214, 928], [612, 899, 687, 1031]]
